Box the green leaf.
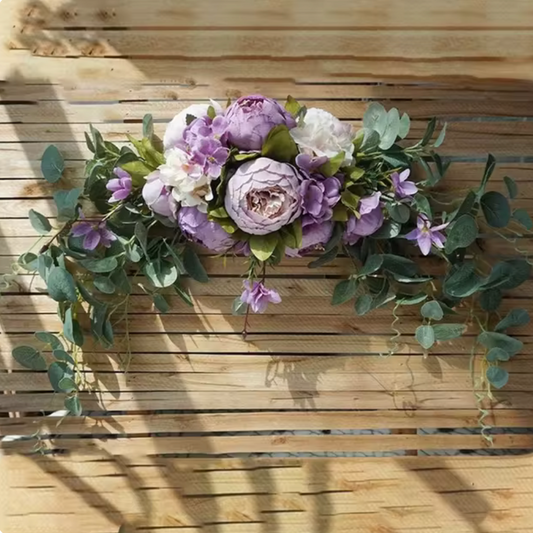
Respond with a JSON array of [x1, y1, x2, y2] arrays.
[[144, 259, 179, 288], [444, 262, 482, 298], [35, 332, 62, 350], [18, 252, 38, 271], [381, 254, 417, 277], [174, 282, 194, 306], [481, 191, 511, 228], [41, 145, 65, 183], [142, 114, 154, 139], [483, 259, 531, 291], [416, 325, 435, 350], [84, 131, 95, 153], [47, 267, 78, 303], [370, 220, 401, 239], [54, 349, 75, 365], [135, 221, 149, 255], [308, 247, 339, 269], [397, 293, 428, 306], [413, 193, 433, 220], [512, 208, 533, 231], [387, 203, 410, 224], [80, 256, 118, 274], [504, 176, 518, 199], [64, 395, 82, 416], [63, 307, 84, 347], [58, 377, 77, 393], [419, 117, 437, 147], [433, 123, 447, 148], [261, 125, 299, 162], [48, 362, 73, 393], [164, 242, 187, 275], [120, 161, 153, 187], [12, 346, 47, 370], [432, 323, 466, 341], [332, 278, 358, 306], [421, 301, 444, 321], [355, 294, 374, 316], [250, 234, 279, 262], [341, 190, 360, 212], [285, 95, 302, 117], [185, 114, 196, 126], [111, 269, 132, 294], [232, 296, 248, 316], [495, 309, 530, 332], [29, 209, 52, 235], [477, 331, 523, 356], [363, 102, 388, 136], [54, 188, 82, 222], [359, 255, 384, 277], [318, 152, 345, 177], [479, 288, 502, 312], [486, 347, 510, 363], [359, 128, 381, 152], [126, 242, 143, 263], [37, 254, 54, 282], [183, 247, 209, 283], [153, 293, 170, 314], [478, 153, 496, 196], [398, 113, 410, 139], [379, 108, 400, 150], [94, 276, 116, 294], [486, 366, 509, 389], [451, 190, 477, 221], [444, 215, 478, 254]]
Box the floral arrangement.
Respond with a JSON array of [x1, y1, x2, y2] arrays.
[[6, 95, 532, 435]]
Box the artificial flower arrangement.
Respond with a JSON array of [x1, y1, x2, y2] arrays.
[[6, 95, 532, 435]]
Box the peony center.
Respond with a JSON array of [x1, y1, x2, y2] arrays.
[[247, 186, 289, 219]]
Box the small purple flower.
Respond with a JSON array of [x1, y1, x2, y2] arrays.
[[71, 216, 116, 251], [405, 215, 448, 256], [106, 168, 133, 203], [301, 176, 341, 226], [189, 136, 229, 180], [295, 153, 329, 174], [391, 169, 418, 200], [343, 192, 384, 245], [240, 280, 281, 313]]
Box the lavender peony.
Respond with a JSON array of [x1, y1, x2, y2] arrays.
[[301, 176, 341, 226], [225, 157, 302, 235], [142, 170, 179, 220], [343, 192, 384, 245], [224, 95, 296, 151], [178, 206, 236, 253], [286, 221, 334, 257]]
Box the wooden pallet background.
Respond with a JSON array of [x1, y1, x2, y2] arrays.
[[1, 1, 533, 531]]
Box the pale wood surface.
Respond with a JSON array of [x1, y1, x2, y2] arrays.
[[2, 0, 533, 531]]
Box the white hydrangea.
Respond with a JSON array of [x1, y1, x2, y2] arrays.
[[158, 148, 213, 212], [163, 101, 223, 152], [290, 108, 355, 165]]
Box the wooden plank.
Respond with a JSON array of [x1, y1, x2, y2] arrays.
[[7, 0, 533, 29]]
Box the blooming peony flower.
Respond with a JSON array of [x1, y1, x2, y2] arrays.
[[224, 94, 296, 151], [290, 108, 355, 165], [106, 168, 132, 203], [240, 280, 281, 313], [225, 157, 302, 235], [392, 169, 418, 200], [178, 206, 236, 253], [71, 216, 116, 251], [286, 221, 334, 257], [405, 214, 448, 256], [142, 170, 179, 219], [301, 176, 341, 226], [158, 147, 213, 212], [164, 101, 223, 152], [343, 193, 384, 245]]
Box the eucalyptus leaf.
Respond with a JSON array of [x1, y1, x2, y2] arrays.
[[360, 129, 381, 152], [387, 203, 410, 224], [12, 346, 47, 371], [80, 256, 119, 273], [59, 377, 77, 393], [29, 209, 52, 235], [512, 208, 533, 230], [54, 349, 75, 365], [478, 153, 496, 195], [183, 247, 209, 283], [477, 331, 523, 356], [174, 282, 194, 307], [35, 331, 62, 350], [47, 267, 78, 303], [38, 254, 54, 282], [359, 255, 384, 277], [504, 176, 518, 199], [135, 221, 149, 254], [444, 215, 478, 254], [433, 123, 447, 148], [63, 307, 84, 347], [370, 220, 401, 239], [486, 347, 510, 363], [94, 276, 116, 294], [397, 293, 428, 306], [355, 294, 374, 316], [398, 113, 410, 139], [54, 188, 82, 222], [142, 114, 154, 139], [153, 293, 170, 314], [481, 191, 511, 228], [379, 108, 400, 150], [144, 259, 179, 288], [308, 246, 339, 268], [495, 309, 530, 332], [444, 262, 482, 298], [432, 323, 466, 341], [363, 102, 388, 136], [415, 325, 435, 350], [479, 288, 502, 312], [332, 278, 358, 306], [41, 145, 65, 183], [111, 269, 132, 294], [64, 395, 83, 416], [232, 296, 248, 316], [421, 301, 444, 321], [486, 366, 509, 389], [48, 362, 73, 393], [381, 254, 417, 277]]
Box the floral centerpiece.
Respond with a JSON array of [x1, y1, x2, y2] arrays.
[[6, 95, 532, 436]]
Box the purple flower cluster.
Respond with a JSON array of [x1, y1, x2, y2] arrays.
[[240, 280, 281, 313], [71, 212, 116, 251]]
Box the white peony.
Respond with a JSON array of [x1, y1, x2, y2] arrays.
[[158, 148, 213, 212], [163, 101, 223, 152], [290, 108, 355, 165]]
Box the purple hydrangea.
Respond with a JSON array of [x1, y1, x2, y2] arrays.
[[71, 216, 116, 251], [106, 168, 132, 203], [343, 193, 384, 245], [286, 221, 334, 257], [405, 214, 448, 256], [392, 169, 418, 200], [240, 280, 282, 313], [178, 206, 236, 253], [301, 176, 341, 226], [224, 95, 296, 151], [142, 170, 179, 220]]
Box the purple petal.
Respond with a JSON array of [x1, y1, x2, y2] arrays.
[[400, 181, 418, 196], [111, 189, 130, 202], [99, 226, 117, 242], [404, 228, 420, 241], [417, 215, 429, 230], [417, 232, 432, 256], [114, 168, 131, 180], [399, 169, 411, 183], [431, 231, 446, 249], [71, 222, 93, 237], [431, 222, 449, 232], [106, 178, 123, 192], [267, 289, 282, 305], [359, 192, 381, 215], [83, 231, 101, 251]]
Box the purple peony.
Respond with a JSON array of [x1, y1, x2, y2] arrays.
[[71, 215, 116, 251], [225, 157, 302, 235], [106, 168, 132, 203], [392, 169, 418, 200], [286, 221, 334, 257], [301, 176, 341, 226], [343, 192, 384, 245], [142, 170, 178, 220], [240, 280, 281, 313], [224, 95, 296, 151], [178, 206, 236, 253]]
